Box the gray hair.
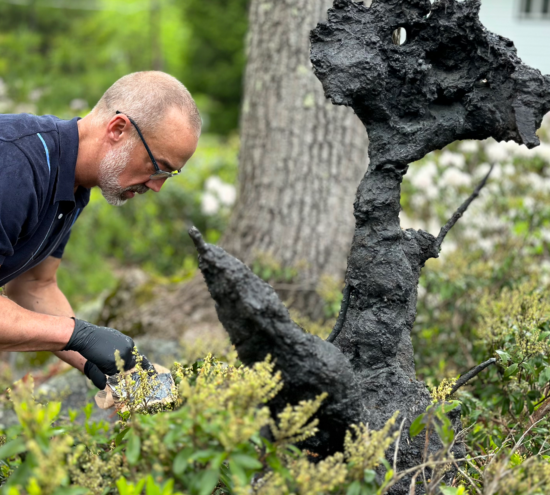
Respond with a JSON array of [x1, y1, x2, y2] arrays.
[[91, 71, 202, 137]]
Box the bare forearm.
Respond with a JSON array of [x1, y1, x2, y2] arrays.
[[0, 294, 73, 352], [6, 276, 73, 316], [5, 276, 85, 371]]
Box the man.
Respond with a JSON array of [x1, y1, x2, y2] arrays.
[[0, 71, 201, 389]]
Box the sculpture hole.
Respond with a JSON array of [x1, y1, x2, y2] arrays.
[[392, 27, 407, 46]]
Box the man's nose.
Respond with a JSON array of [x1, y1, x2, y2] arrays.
[[145, 178, 168, 192]]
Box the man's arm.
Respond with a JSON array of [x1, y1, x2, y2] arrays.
[[4, 257, 86, 371], [2, 257, 142, 390], [0, 263, 74, 353]]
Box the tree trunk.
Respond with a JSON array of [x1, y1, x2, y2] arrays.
[[222, 0, 369, 318]]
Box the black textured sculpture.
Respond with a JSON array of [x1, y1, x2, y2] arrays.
[[190, 0, 550, 492]]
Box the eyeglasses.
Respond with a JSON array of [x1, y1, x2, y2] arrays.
[[116, 111, 181, 180]]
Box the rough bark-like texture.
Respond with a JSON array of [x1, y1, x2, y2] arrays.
[[222, 0, 369, 318], [309, 0, 549, 440], [191, 0, 550, 492], [311, 0, 550, 167], [190, 227, 361, 457]]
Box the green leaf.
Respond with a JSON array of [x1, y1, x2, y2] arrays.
[[434, 414, 455, 444], [68, 409, 79, 423], [116, 477, 146, 495], [409, 413, 426, 438], [439, 400, 461, 414], [210, 452, 228, 470], [0, 439, 26, 460], [538, 367, 550, 387], [496, 350, 512, 363], [198, 469, 219, 495], [146, 475, 161, 495], [501, 397, 510, 415], [229, 454, 263, 470], [115, 427, 131, 447], [440, 486, 466, 495], [116, 477, 129, 495], [126, 432, 141, 466], [229, 459, 247, 487], [513, 396, 525, 416], [189, 449, 218, 464], [161, 479, 175, 495], [363, 469, 376, 483], [173, 447, 193, 476], [346, 481, 362, 495], [504, 363, 519, 378], [265, 452, 283, 472]]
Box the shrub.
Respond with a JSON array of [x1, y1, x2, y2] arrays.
[[0, 355, 414, 495]]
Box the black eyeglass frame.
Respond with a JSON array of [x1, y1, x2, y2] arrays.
[[115, 111, 180, 180]]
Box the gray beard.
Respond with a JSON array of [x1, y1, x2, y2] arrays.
[[98, 140, 148, 206]]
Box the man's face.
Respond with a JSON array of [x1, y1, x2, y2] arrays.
[[98, 107, 199, 206]]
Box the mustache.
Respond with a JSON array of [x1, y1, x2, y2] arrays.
[[123, 185, 149, 195]]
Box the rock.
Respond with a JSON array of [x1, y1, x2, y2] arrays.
[[38, 369, 115, 425]]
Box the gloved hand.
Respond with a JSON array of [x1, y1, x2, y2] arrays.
[[64, 318, 152, 390]]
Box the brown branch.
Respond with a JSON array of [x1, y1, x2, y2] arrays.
[[436, 164, 494, 251], [529, 396, 550, 425], [450, 358, 497, 395]]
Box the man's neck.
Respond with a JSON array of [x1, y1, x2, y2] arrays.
[[75, 115, 102, 191]]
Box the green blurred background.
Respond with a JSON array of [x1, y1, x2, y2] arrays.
[[0, 0, 249, 307]]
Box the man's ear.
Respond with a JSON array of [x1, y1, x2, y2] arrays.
[[106, 114, 131, 143]]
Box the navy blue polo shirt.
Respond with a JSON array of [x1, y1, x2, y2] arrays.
[[0, 114, 90, 286]]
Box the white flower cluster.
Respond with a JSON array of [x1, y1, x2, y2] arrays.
[[402, 113, 550, 258], [201, 176, 237, 216]]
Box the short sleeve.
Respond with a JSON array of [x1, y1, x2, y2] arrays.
[[50, 230, 71, 259], [0, 143, 40, 264], [50, 207, 83, 259]]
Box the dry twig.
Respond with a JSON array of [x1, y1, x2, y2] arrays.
[[436, 164, 494, 250]]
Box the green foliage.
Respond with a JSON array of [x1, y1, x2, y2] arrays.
[[290, 311, 334, 340], [404, 118, 550, 493], [250, 252, 299, 286], [0, 0, 247, 132], [0, 0, 190, 119], [0, 355, 409, 495], [316, 275, 345, 320], [180, 0, 249, 134]]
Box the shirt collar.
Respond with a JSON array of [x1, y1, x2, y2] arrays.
[[54, 117, 81, 204]]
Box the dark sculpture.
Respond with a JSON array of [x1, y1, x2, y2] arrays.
[[190, 0, 550, 492]]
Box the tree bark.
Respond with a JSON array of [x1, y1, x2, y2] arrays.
[[221, 0, 369, 318]]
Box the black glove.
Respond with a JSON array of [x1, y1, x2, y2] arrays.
[[84, 355, 156, 390], [64, 318, 137, 389], [84, 360, 109, 390]]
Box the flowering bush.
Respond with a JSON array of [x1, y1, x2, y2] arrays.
[[0, 356, 415, 495]]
